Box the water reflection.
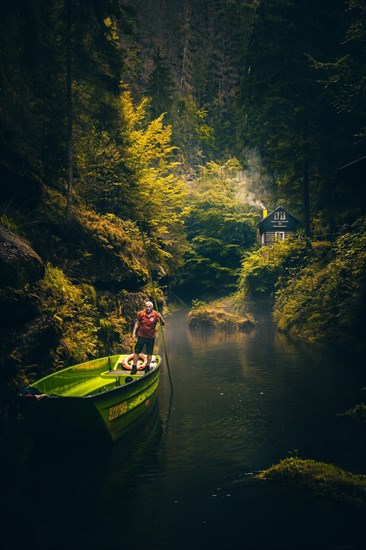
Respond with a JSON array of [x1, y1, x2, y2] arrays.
[[2, 401, 164, 550], [2, 309, 366, 549]]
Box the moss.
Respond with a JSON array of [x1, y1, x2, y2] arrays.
[[0, 214, 21, 235], [340, 403, 366, 424], [37, 264, 99, 366], [187, 301, 255, 330], [238, 237, 314, 302], [76, 208, 149, 283], [258, 457, 366, 507], [273, 217, 366, 348]]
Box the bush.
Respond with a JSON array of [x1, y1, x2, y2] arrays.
[[274, 217, 366, 347], [238, 237, 315, 301]]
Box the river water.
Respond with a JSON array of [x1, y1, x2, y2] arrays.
[[2, 309, 366, 550]]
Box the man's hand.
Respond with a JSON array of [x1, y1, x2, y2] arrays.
[[159, 313, 165, 326]]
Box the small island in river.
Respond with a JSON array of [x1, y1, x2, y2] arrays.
[[258, 457, 366, 507], [187, 301, 255, 331]]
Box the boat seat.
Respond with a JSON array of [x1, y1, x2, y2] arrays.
[[100, 369, 137, 378], [61, 377, 115, 397], [115, 355, 125, 368]]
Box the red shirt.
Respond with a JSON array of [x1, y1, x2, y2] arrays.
[[137, 310, 159, 338]]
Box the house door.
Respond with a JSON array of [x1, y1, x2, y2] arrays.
[[275, 232, 285, 241]]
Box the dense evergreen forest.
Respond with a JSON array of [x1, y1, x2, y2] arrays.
[[1, 0, 365, 408]]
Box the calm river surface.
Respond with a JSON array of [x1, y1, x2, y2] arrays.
[[2, 309, 366, 550]]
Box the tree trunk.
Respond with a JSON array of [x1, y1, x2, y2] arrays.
[[303, 155, 311, 238], [179, 4, 191, 97], [66, 0, 73, 220], [302, 122, 311, 238]]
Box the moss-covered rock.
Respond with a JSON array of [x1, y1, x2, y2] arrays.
[[258, 457, 366, 507], [0, 225, 44, 288]]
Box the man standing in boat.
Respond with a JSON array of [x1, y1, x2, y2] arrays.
[[131, 301, 165, 374]]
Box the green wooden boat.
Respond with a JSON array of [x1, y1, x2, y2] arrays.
[[19, 354, 162, 443]]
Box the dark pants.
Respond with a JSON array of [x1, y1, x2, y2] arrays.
[[134, 336, 155, 355]]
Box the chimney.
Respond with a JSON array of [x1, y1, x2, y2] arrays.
[[262, 209, 268, 219]]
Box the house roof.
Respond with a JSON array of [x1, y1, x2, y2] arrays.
[[259, 205, 301, 232]]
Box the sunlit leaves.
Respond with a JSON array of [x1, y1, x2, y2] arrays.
[[119, 90, 188, 273], [175, 158, 259, 297], [273, 217, 366, 347], [38, 264, 99, 364]]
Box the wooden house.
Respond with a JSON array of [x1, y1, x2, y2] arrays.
[[259, 206, 300, 246]]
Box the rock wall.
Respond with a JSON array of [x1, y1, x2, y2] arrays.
[[0, 226, 44, 289]]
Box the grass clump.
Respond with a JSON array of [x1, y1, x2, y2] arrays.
[[187, 300, 255, 330], [0, 214, 21, 235], [340, 403, 366, 423], [258, 457, 366, 507]]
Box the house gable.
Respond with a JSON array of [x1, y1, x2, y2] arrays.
[[258, 206, 301, 246], [259, 206, 300, 234]]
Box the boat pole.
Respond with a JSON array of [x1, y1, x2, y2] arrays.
[[140, 226, 174, 394]]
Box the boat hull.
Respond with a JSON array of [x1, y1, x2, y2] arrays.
[[19, 354, 162, 443]]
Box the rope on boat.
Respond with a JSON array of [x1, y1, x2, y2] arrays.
[[139, 226, 174, 394]]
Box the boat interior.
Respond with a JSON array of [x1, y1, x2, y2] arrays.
[[30, 355, 160, 398]]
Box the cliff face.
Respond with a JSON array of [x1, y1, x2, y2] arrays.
[[0, 226, 44, 289], [0, 217, 164, 415], [0, 226, 57, 415], [0, 225, 46, 339]]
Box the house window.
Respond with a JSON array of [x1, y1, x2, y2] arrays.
[[274, 212, 279, 220], [275, 232, 285, 241], [280, 212, 286, 220]]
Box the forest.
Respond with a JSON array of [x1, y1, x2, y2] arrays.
[[1, 0, 365, 410]]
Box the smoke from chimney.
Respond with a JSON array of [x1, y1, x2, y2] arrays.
[[234, 149, 269, 210]]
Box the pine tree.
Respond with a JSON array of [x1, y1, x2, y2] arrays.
[[237, 0, 347, 234], [146, 49, 175, 120]]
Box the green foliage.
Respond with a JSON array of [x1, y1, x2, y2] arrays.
[[175, 159, 259, 298], [76, 208, 149, 282], [28, 188, 151, 286], [340, 403, 366, 424], [258, 457, 366, 507], [0, 215, 20, 235], [2, 0, 366, 385], [238, 237, 314, 300], [187, 302, 255, 330], [0, 0, 130, 194], [274, 217, 366, 347], [73, 124, 132, 214], [312, 0, 366, 145], [98, 313, 126, 355], [38, 264, 98, 365], [172, 95, 215, 167], [236, 0, 366, 233], [118, 90, 189, 275], [146, 49, 175, 120]]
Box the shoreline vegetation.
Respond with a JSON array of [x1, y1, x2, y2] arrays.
[[236, 217, 366, 352], [340, 403, 366, 424], [258, 457, 366, 508]]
